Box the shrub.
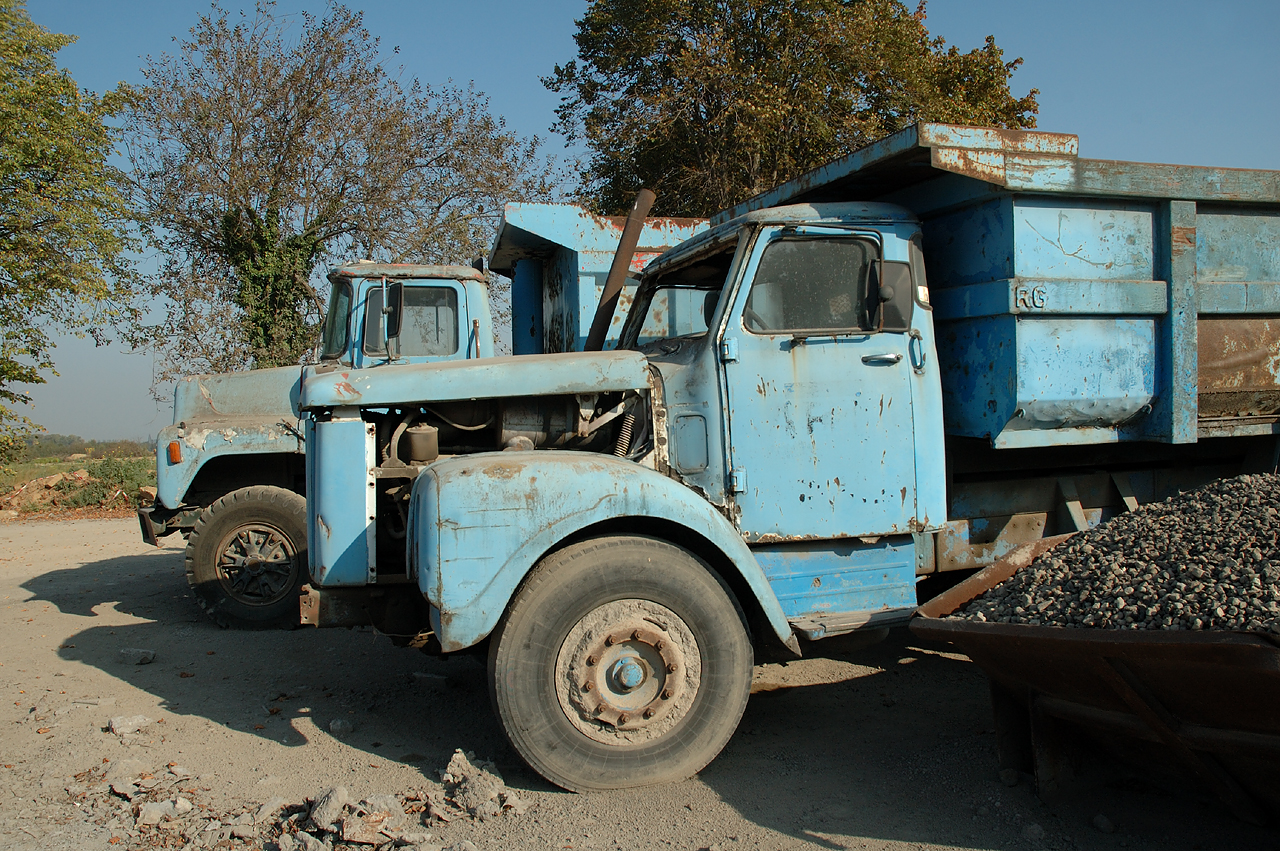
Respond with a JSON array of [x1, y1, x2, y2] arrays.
[[56, 457, 156, 508]]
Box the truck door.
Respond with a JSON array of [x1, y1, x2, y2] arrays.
[[721, 226, 918, 541]]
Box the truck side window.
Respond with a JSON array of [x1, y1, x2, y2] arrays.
[[365, 286, 459, 357], [743, 238, 913, 334], [630, 245, 737, 346], [743, 237, 876, 333], [319, 281, 352, 360]]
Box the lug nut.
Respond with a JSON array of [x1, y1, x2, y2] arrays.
[[661, 688, 673, 700], [666, 662, 679, 673], [643, 707, 656, 719], [586, 655, 598, 666], [583, 681, 593, 692], [654, 639, 664, 650], [604, 634, 616, 646], [631, 630, 641, 641], [617, 713, 628, 725]]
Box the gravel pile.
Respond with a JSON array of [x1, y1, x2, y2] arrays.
[[953, 473, 1280, 633], [58, 749, 527, 850]]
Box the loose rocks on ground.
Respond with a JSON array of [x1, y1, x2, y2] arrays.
[[954, 474, 1280, 632], [119, 648, 157, 665], [49, 746, 529, 851]]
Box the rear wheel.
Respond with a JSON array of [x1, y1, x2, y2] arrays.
[[488, 535, 752, 791], [185, 486, 308, 629]]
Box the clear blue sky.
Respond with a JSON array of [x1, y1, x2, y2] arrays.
[[21, 0, 1280, 440]]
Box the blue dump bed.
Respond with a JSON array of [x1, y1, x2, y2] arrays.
[[717, 124, 1280, 449]]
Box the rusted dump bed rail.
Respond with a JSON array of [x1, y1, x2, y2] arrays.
[[911, 539, 1280, 825]]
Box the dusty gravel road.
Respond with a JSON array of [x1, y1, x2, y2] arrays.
[[0, 519, 1272, 851]]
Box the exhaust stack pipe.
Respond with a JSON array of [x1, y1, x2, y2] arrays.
[[583, 188, 656, 352]]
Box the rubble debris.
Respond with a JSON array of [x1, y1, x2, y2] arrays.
[[308, 785, 350, 831], [135, 797, 192, 826], [441, 750, 505, 820], [119, 648, 157, 665], [42, 748, 529, 850], [255, 795, 288, 823], [108, 715, 154, 736], [954, 474, 1280, 632]]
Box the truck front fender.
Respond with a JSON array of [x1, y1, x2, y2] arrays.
[[407, 451, 795, 653], [156, 420, 303, 509], [158, 366, 305, 509]]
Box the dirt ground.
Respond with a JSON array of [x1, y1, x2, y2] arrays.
[[0, 518, 1274, 851]]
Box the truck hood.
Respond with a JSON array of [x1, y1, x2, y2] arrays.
[[171, 365, 303, 425], [300, 351, 651, 409]]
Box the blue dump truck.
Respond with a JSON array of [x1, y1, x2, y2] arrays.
[[297, 123, 1280, 791], [140, 262, 494, 627]]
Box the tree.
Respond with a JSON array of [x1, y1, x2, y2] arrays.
[[546, 0, 1039, 216], [0, 0, 137, 464], [125, 2, 554, 380]]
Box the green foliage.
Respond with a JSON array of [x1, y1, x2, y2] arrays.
[[0, 0, 138, 460], [18, 432, 150, 461], [53, 457, 155, 508], [546, 0, 1039, 216], [125, 2, 556, 377], [220, 205, 323, 368]]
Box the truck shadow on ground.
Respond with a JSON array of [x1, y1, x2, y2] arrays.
[[25, 547, 508, 775], [24, 551, 1276, 851], [699, 632, 1275, 851]]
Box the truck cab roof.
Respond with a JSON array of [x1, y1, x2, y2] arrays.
[[328, 262, 485, 284], [644, 201, 918, 278]]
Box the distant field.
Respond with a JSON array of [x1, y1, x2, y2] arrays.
[[0, 459, 89, 490], [3, 433, 156, 494]]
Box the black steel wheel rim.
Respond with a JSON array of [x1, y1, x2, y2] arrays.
[[213, 523, 298, 606]]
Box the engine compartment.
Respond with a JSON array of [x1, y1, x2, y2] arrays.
[[357, 390, 654, 569]]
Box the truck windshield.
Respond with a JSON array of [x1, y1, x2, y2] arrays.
[[624, 242, 738, 348], [319, 281, 352, 360]]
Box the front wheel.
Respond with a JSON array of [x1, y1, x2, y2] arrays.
[[488, 535, 753, 792], [185, 486, 308, 629]]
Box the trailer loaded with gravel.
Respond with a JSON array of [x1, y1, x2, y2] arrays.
[[913, 473, 1280, 824]]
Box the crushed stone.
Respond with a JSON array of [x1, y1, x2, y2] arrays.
[[953, 474, 1280, 632]]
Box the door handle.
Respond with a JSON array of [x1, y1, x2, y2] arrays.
[[908, 329, 926, 374], [861, 353, 903, 365]]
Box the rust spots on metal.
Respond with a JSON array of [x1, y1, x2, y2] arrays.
[[196, 380, 221, 414], [333, 381, 360, 400], [482, 462, 526, 480], [1171, 226, 1197, 257], [920, 124, 1079, 157], [932, 147, 1006, 184], [1198, 317, 1280, 418], [751, 531, 838, 544]]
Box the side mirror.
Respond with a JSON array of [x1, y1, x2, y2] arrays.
[[384, 280, 404, 343]]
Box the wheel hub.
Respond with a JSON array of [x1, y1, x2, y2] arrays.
[[214, 524, 296, 606], [611, 657, 645, 691], [555, 599, 702, 746]]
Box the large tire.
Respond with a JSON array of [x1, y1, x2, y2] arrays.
[[488, 535, 753, 792], [185, 486, 308, 629]]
